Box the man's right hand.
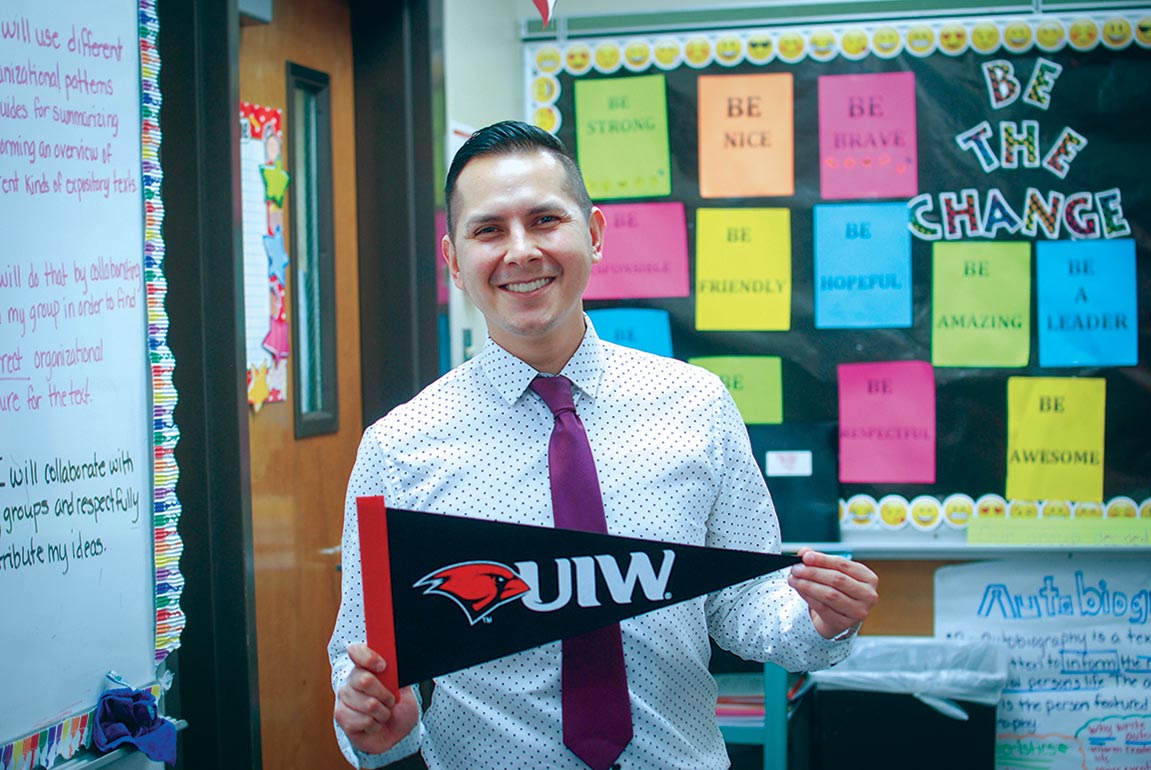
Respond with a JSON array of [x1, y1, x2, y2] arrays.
[[334, 643, 421, 755]]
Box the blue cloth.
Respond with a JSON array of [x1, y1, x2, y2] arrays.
[[93, 687, 176, 765]]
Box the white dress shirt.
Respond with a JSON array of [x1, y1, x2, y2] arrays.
[[329, 320, 852, 769]]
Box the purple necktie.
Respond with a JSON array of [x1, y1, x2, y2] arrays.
[[530, 375, 633, 770]]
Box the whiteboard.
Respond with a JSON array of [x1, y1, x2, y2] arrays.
[[936, 558, 1151, 770], [0, 0, 157, 753]]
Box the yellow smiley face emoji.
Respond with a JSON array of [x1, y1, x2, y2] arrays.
[[1003, 21, 1032, 52], [872, 26, 902, 58], [746, 34, 774, 63], [535, 46, 562, 74], [1140, 498, 1151, 518], [906, 25, 936, 56], [1136, 16, 1151, 47], [1068, 18, 1099, 51], [878, 496, 908, 529], [1101, 16, 1132, 49], [1010, 500, 1039, 518], [874, 25, 902, 57], [1036, 19, 1065, 51], [653, 38, 681, 69], [1106, 497, 1139, 517], [532, 106, 560, 133], [971, 22, 1000, 54], [841, 29, 869, 59], [809, 29, 836, 61], [684, 36, 712, 67], [777, 31, 806, 62], [565, 43, 592, 75], [531, 75, 559, 104], [1042, 500, 1072, 518], [977, 495, 1007, 518], [910, 496, 942, 530], [846, 495, 877, 527], [715, 35, 743, 66], [943, 495, 974, 528], [939, 23, 968, 55], [623, 40, 651, 71], [1075, 501, 1104, 518], [594, 41, 622, 72]]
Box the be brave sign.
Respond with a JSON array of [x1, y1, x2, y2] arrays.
[[818, 71, 918, 200]]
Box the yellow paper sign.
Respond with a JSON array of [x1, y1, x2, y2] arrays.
[[931, 241, 1031, 367], [1006, 376, 1106, 502], [697, 73, 794, 198], [695, 208, 792, 331], [688, 356, 783, 424]]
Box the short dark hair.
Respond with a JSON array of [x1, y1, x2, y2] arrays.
[[444, 120, 592, 238]]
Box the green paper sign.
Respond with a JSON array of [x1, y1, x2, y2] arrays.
[[932, 241, 1031, 367], [688, 356, 783, 424], [574, 74, 671, 199]]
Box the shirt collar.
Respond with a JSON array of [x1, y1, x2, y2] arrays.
[[478, 314, 607, 406]]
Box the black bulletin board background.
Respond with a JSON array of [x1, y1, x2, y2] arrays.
[[541, 20, 1151, 510]]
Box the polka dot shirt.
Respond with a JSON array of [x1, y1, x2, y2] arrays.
[[329, 320, 851, 769]]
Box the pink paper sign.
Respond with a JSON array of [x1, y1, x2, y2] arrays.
[[586, 202, 690, 300], [818, 72, 918, 201], [837, 360, 936, 483]]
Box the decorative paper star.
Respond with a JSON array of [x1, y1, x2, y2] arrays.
[[263, 226, 290, 286], [260, 159, 290, 207], [248, 362, 271, 410]]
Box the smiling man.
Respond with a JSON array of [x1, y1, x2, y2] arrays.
[[329, 120, 878, 770]]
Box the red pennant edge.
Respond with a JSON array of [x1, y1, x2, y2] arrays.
[[356, 495, 399, 695], [533, 0, 551, 27]]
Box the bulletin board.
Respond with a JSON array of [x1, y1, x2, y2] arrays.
[[0, 0, 182, 767], [524, 13, 1151, 542]]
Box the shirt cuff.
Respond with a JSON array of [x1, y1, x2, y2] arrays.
[[829, 622, 862, 642], [334, 719, 421, 769]]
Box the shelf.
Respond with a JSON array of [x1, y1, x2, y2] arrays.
[[719, 721, 768, 744], [783, 541, 1151, 559]]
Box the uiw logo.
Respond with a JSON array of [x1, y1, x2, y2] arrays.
[[414, 550, 676, 625]]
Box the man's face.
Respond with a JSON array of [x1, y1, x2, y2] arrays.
[[443, 150, 604, 360]]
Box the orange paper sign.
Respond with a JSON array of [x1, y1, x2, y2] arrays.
[[698, 73, 795, 198]]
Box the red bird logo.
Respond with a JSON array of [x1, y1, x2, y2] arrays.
[[414, 561, 530, 625]]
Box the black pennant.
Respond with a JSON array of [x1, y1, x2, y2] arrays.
[[357, 496, 800, 691]]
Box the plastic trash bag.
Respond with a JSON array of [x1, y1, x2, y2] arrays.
[[808, 636, 1008, 720]]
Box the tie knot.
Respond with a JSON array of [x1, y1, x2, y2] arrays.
[[530, 375, 576, 416]]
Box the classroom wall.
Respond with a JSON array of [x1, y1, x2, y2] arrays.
[[445, 0, 782, 127], [442, 0, 947, 128]]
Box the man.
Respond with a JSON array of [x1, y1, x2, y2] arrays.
[[330, 120, 879, 769]]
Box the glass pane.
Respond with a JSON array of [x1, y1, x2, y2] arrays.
[[292, 86, 323, 414]]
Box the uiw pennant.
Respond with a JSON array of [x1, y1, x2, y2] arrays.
[[357, 496, 800, 692]]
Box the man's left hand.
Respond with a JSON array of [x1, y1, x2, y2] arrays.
[[787, 548, 879, 640]]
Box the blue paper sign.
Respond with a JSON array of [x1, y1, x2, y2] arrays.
[[587, 308, 674, 357], [813, 203, 912, 329], [1036, 239, 1137, 367]]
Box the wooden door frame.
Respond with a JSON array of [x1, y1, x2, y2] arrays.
[[159, 0, 441, 767], [159, 0, 262, 768], [352, 0, 443, 426]]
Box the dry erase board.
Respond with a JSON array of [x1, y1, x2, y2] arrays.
[[524, 13, 1151, 534], [0, 0, 181, 766], [936, 556, 1151, 770]]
